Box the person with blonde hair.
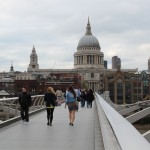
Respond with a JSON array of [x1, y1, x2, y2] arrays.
[[44, 87, 57, 126]]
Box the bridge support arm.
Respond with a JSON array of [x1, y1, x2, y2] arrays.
[[126, 107, 150, 124], [119, 105, 141, 116]]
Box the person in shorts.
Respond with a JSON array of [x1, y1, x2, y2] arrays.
[[65, 85, 77, 126]]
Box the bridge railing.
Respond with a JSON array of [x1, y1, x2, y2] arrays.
[[95, 93, 150, 150], [0, 95, 45, 128]]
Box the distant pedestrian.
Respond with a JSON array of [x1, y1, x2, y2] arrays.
[[44, 87, 57, 126], [74, 86, 81, 111], [74, 86, 81, 102], [56, 87, 63, 106], [84, 89, 88, 107], [86, 89, 94, 108], [65, 85, 78, 126], [18, 87, 32, 124], [80, 89, 86, 107]]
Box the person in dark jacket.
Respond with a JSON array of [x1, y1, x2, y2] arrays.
[[86, 89, 94, 108], [18, 87, 32, 123], [44, 87, 57, 126], [80, 89, 86, 107]]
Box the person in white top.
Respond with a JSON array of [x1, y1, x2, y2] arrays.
[[74, 86, 81, 110], [56, 88, 63, 106], [74, 86, 81, 101]]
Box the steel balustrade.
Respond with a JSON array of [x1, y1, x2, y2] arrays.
[[95, 94, 121, 150], [95, 93, 150, 150]]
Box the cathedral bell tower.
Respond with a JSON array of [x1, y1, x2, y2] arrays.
[[27, 46, 39, 72]]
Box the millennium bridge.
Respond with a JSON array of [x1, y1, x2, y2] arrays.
[[0, 92, 150, 150]]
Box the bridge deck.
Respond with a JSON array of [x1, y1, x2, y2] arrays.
[[0, 104, 98, 150]]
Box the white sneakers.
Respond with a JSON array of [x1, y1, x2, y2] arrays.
[[21, 120, 29, 125], [24, 122, 29, 125]]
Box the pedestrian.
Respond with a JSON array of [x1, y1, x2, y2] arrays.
[[74, 86, 81, 111], [18, 86, 32, 124], [65, 85, 78, 126], [74, 86, 81, 102], [84, 89, 88, 107], [80, 89, 86, 107], [86, 89, 95, 108], [44, 87, 57, 126], [56, 87, 63, 106]]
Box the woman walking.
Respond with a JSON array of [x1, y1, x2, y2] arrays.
[[65, 86, 77, 126], [44, 87, 57, 126]]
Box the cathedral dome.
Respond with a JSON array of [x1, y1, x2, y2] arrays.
[[77, 35, 100, 49], [77, 18, 100, 49]]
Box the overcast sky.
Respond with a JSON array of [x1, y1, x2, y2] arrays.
[[0, 0, 150, 72]]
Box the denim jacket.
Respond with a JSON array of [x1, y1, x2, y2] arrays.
[[66, 91, 76, 103]]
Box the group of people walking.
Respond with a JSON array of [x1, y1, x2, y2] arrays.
[[80, 89, 95, 108], [18, 85, 94, 126]]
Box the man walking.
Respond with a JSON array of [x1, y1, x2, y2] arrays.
[[18, 87, 32, 124]]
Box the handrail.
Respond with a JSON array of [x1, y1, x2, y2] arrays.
[[95, 93, 150, 150], [95, 94, 121, 150], [0, 95, 44, 102]]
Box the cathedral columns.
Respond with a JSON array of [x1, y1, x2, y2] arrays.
[[84, 55, 87, 64], [74, 56, 77, 64], [98, 56, 100, 64], [101, 56, 103, 64], [87, 82, 99, 91]]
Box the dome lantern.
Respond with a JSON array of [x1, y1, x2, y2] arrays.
[[85, 17, 92, 35], [77, 18, 100, 49]]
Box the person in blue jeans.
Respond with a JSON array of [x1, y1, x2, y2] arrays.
[[80, 89, 86, 107]]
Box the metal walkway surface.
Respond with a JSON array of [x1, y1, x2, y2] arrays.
[[0, 104, 97, 150]]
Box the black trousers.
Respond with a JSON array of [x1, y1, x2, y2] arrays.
[[87, 101, 92, 108], [46, 108, 54, 123], [21, 106, 29, 122]]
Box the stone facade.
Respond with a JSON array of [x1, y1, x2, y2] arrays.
[[104, 70, 150, 104]]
